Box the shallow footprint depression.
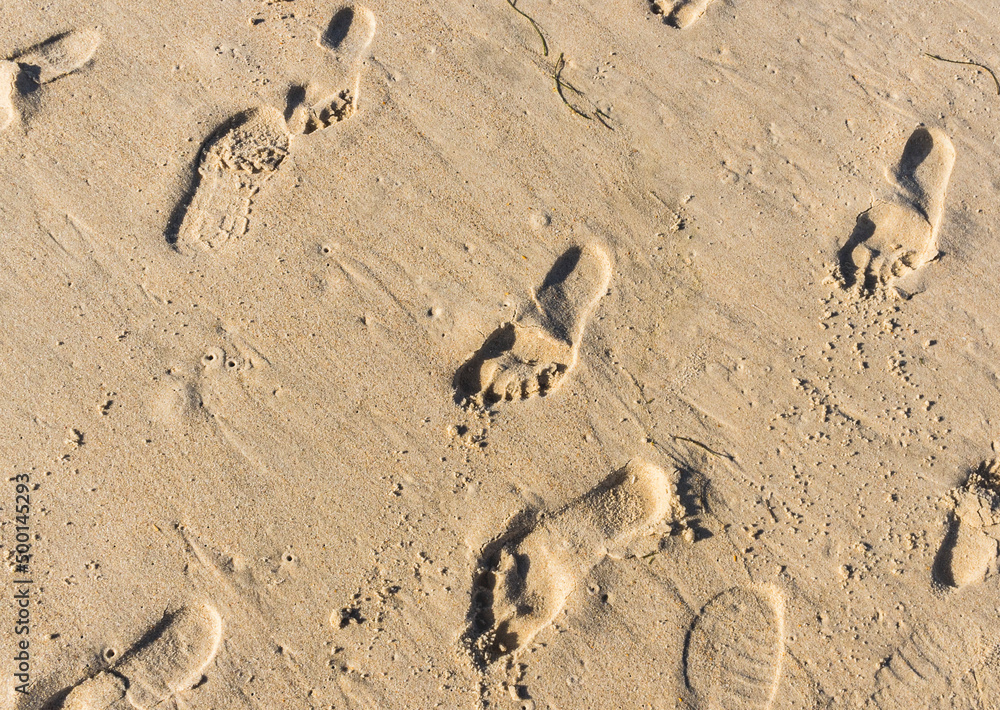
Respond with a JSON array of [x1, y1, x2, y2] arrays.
[[12, 28, 101, 85], [174, 107, 291, 252], [456, 242, 611, 407], [320, 4, 377, 60], [933, 460, 1000, 589], [60, 603, 223, 710], [290, 4, 378, 134], [839, 126, 956, 296], [469, 459, 681, 664], [652, 0, 716, 28], [685, 586, 785, 710]]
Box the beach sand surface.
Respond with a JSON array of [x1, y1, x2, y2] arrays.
[[3, 0, 1000, 707]]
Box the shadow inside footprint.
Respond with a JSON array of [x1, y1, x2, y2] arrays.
[[13, 64, 42, 95], [536, 246, 584, 342], [895, 128, 937, 206], [122, 609, 181, 659], [674, 464, 714, 541], [931, 515, 963, 587], [284, 84, 308, 124], [165, 113, 250, 246], [454, 324, 522, 405], [39, 687, 75, 710], [465, 511, 540, 664], [453, 322, 568, 406], [322, 7, 356, 50], [319, 4, 376, 60], [836, 210, 877, 290], [539, 246, 582, 289]]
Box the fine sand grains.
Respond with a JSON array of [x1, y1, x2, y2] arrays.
[[7, 0, 1000, 707]]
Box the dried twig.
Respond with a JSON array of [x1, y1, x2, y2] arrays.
[[554, 53, 592, 120], [924, 52, 1000, 96], [670, 435, 735, 462], [594, 107, 613, 130], [506, 0, 548, 57]]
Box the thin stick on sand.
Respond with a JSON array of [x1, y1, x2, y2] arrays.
[[554, 53, 592, 120], [923, 52, 1000, 96], [506, 0, 549, 57], [594, 107, 614, 130], [670, 435, 736, 462]]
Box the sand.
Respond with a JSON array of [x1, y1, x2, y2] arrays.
[[2, 0, 1000, 708]]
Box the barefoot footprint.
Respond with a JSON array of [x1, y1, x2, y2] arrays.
[[174, 107, 291, 252], [933, 459, 1000, 589], [684, 586, 785, 710], [1, 29, 101, 132], [290, 4, 377, 135], [59, 603, 222, 709], [456, 243, 611, 407], [321, 4, 378, 60], [467, 460, 681, 664], [650, 0, 716, 29], [838, 127, 955, 297]]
